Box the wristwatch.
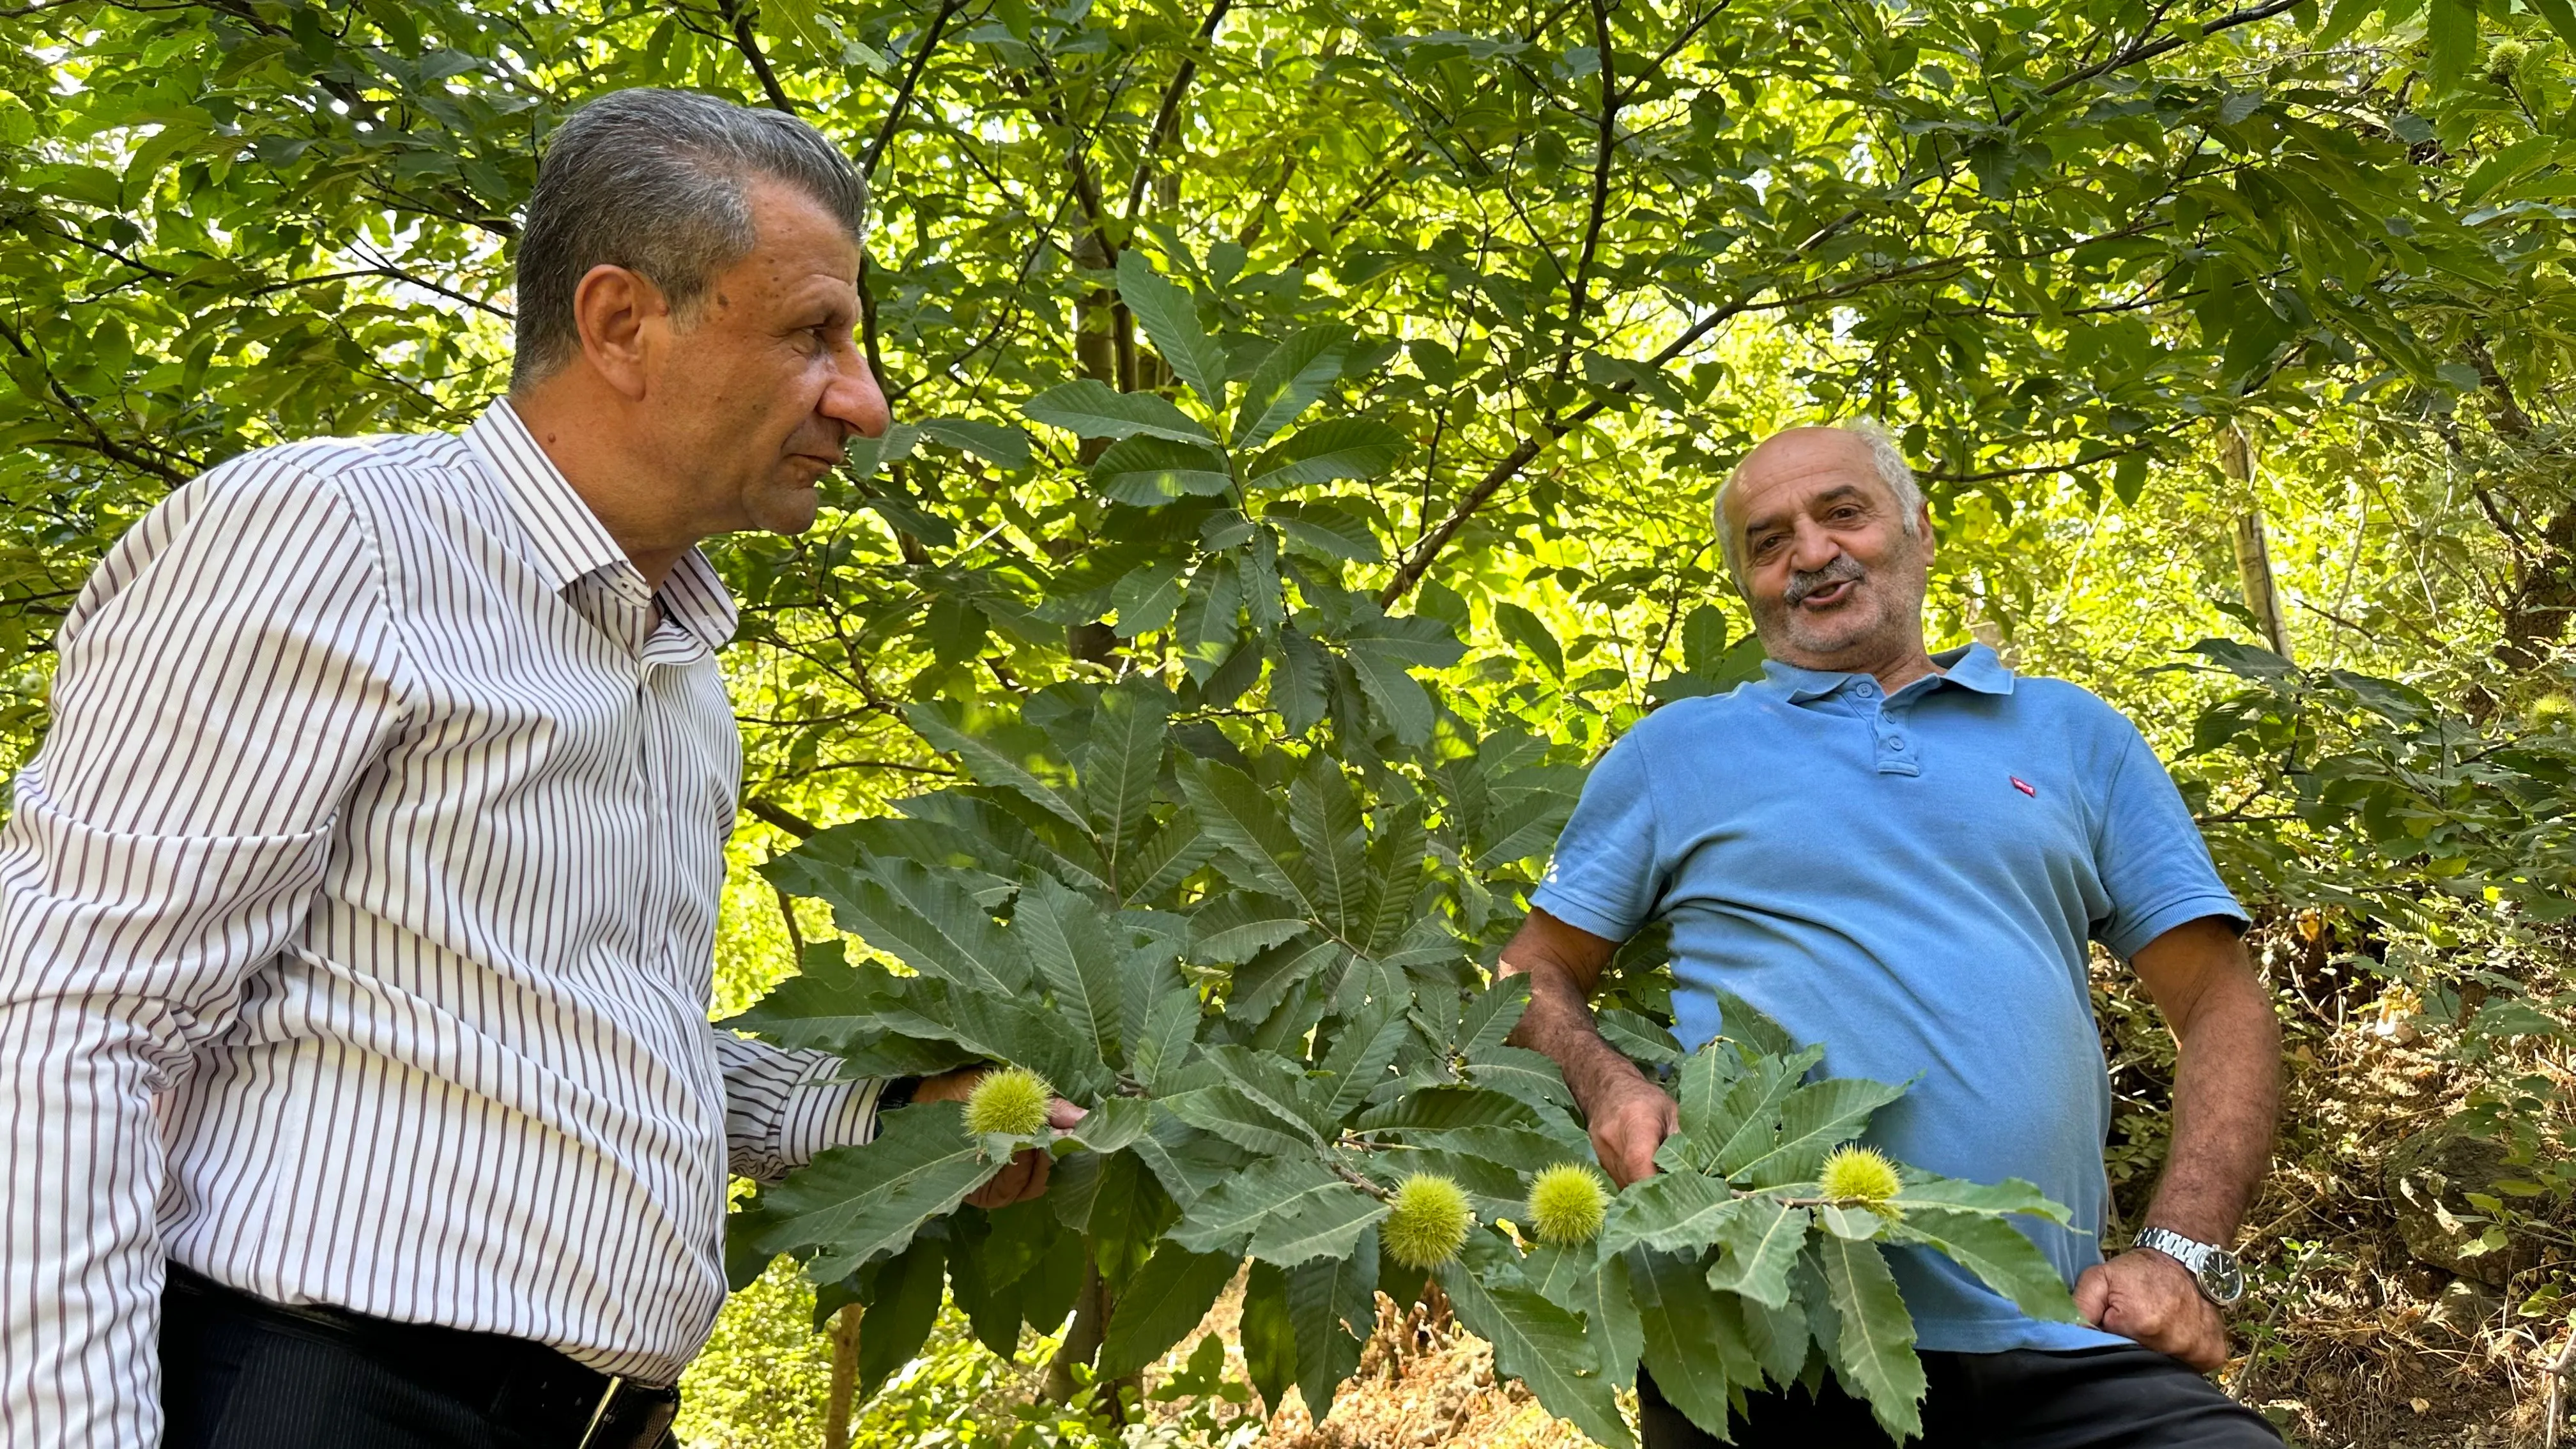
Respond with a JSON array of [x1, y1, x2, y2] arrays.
[[2131, 1227, 2246, 1305]]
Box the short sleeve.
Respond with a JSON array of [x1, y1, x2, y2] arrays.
[[2089, 720, 2247, 959], [1529, 732, 1664, 943]]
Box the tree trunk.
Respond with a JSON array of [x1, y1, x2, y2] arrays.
[[2220, 423, 2293, 663], [823, 1305, 861, 1449], [2460, 337, 2567, 719], [1041, 1256, 1125, 1416]]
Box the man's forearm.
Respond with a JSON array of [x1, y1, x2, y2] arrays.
[[2144, 970, 2280, 1244], [1503, 959, 1651, 1109]]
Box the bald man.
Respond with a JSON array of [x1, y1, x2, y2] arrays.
[[1502, 423, 2283, 1447]]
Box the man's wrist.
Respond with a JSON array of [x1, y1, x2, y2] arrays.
[[2131, 1225, 2246, 1305], [1565, 1039, 1657, 1112]]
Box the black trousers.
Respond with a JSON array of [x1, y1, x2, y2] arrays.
[[160, 1264, 677, 1449], [1637, 1344, 2281, 1448]]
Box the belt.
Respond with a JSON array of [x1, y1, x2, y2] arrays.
[[164, 1262, 679, 1449]]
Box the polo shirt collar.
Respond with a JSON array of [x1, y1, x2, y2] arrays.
[[1759, 641, 2016, 702], [464, 399, 738, 654], [1929, 641, 2016, 695]]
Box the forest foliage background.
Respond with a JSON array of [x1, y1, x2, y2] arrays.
[[6, 0, 2576, 1443]]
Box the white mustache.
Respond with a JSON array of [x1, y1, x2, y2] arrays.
[[1784, 556, 1866, 606]]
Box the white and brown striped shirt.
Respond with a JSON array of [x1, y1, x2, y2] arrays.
[[0, 401, 881, 1445]]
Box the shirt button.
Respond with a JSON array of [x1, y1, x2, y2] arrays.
[[1884, 735, 1907, 750], [1852, 680, 1878, 698]]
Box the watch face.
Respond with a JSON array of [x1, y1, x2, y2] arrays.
[[2197, 1249, 2246, 1305]]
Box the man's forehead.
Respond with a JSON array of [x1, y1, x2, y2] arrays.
[[744, 178, 864, 284], [1726, 433, 1892, 525]]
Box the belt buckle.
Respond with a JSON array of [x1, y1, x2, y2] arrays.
[[576, 1375, 626, 1449], [576, 1374, 675, 1449]]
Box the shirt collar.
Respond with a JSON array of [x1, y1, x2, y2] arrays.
[[660, 548, 739, 654], [463, 399, 737, 653], [464, 399, 631, 592], [1759, 640, 2016, 702]]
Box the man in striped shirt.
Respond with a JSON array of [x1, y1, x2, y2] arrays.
[[0, 89, 1068, 1448]]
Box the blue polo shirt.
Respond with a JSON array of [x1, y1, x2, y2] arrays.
[[1531, 642, 2244, 1353]]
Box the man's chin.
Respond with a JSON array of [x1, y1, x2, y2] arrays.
[[1761, 617, 1891, 668], [750, 484, 823, 536]]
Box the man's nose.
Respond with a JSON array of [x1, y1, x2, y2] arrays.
[[1786, 520, 1842, 573], [822, 351, 891, 440]]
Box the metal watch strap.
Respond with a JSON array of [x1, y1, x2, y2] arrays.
[[2131, 1226, 2244, 1305]]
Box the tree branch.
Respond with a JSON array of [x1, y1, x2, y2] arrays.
[[864, 0, 972, 176], [744, 797, 818, 837], [0, 320, 195, 486], [1377, 4, 2300, 604], [720, 0, 799, 114], [1122, 0, 1234, 222], [1547, 0, 1620, 392], [2464, 335, 2535, 440], [1920, 438, 2158, 485], [2035, 0, 2311, 102]]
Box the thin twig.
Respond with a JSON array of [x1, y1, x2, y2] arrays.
[[2546, 1327, 2575, 1449], [774, 881, 807, 963], [862, 0, 972, 177], [1547, 0, 1621, 392], [240, 264, 514, 320], [744, 797, 819, 837]]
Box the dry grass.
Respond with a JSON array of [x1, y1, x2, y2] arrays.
[[1261, 1297, 1594, 1449], [2214, 1009, 2575, 1449], [1128, 1285, 1597, 1449]]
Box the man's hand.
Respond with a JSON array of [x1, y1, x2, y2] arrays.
[[909, 1067, 1087, 1209], [1586, 1068, 1679, 1187], [2074, 1248, 2227, 1372]]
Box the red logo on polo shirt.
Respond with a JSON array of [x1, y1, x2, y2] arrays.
[[2011, 776, 2037, 797]]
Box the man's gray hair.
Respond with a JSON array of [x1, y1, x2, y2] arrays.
[[510, 89, 869, 391], [1712, 418, 1925, 586]]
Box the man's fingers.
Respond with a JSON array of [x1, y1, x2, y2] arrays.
[[966, 1151, 1039, 1208], [1046, 1097, 1087, 1131], [1595, 1114, 1665, 1187], [1018, 1147, 1052, 1201], [2085, 1254, 2232, 1374], [2172, 1300, 2227, 1372], [2072, 1265, 2110, 1328]]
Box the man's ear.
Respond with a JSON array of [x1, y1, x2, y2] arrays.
[[1914, 498, 1936, 565], [570, 263, 666, 401]]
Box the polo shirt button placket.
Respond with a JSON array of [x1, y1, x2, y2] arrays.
[[1872, 689, 1919, 774]]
